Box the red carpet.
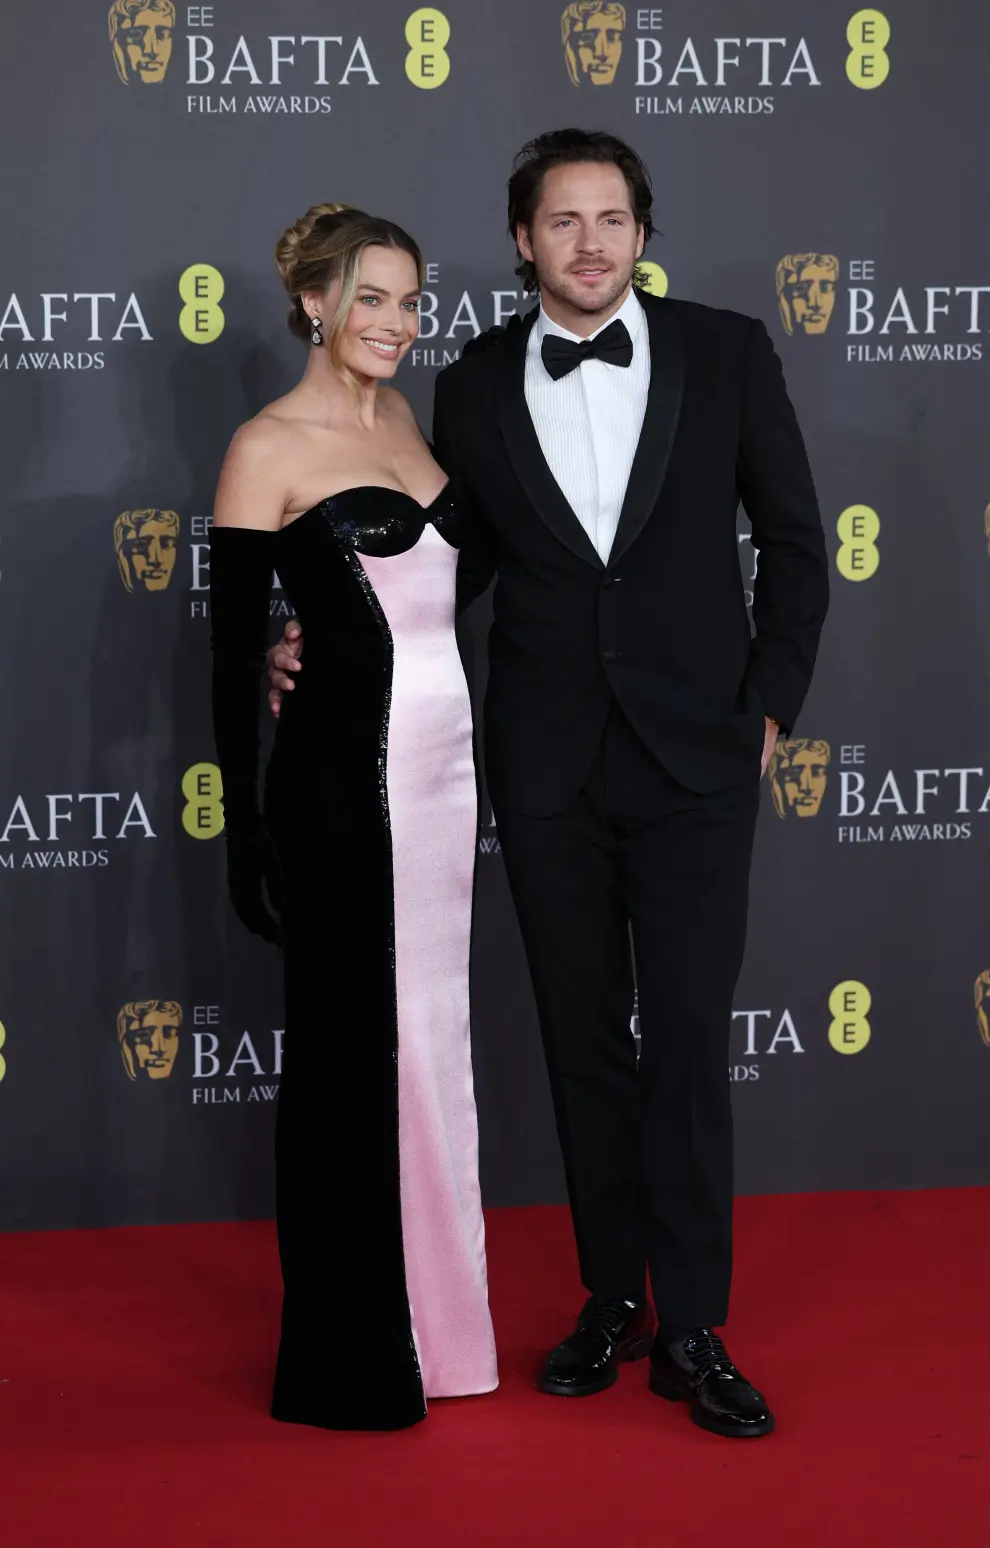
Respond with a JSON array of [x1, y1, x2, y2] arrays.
[[2, 1192, 988, 1547]]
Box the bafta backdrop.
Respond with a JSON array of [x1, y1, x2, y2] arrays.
[[0, 0, 988, 1229]]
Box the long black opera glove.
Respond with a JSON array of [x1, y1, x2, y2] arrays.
[[209, 525, 284, 946]]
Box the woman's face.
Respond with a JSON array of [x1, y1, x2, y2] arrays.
[[311, 244, 421, 381]]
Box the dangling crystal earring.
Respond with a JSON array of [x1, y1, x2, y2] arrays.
[[310, 314, 324, 347]]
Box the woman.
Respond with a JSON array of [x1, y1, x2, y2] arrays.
[[209, 203, 498, 1432]]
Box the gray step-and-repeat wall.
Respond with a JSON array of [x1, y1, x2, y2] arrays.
[[1, 2, 988, 1229]]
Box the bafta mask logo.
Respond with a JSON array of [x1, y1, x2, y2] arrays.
[[776, 254, 840, 337], [984, 504, 990, 559], [975, 974, 990, 1047], [109, 0, 175, 86], [114, 509, 179, 593], [768, 739, 831, 820], [117, 1000, 182, 1082], [562, 1, 625, 87]]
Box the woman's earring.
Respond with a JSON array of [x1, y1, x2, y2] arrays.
[[310, 314, 324, 347]]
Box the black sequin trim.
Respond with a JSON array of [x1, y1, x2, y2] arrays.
[[297, 482, 463, 557]]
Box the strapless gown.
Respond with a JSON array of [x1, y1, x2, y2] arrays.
[[213, 483, 497, 1431]]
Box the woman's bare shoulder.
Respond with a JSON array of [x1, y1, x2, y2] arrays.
[[215, 412, 298, 529], [227, 394, 324, 470]]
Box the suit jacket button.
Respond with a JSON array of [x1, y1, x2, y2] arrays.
[[603, 648, 621, 662]]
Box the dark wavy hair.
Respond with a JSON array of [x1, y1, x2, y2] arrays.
[[507, 128, 654, 294]]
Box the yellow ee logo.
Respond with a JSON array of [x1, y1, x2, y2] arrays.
[[828, 981, 871, 1054], [179, 264, 225, 344], [405, 8, 450, 88], [182, 763, 224, 839], [836, 504, 879, 581], [638, 262, 669, 298], [846, 10, 890, 90], [0, 1019, 6, 1083]]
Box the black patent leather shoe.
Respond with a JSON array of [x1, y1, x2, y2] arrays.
[[539, 1297, 654, 1397], [649, 1329, 775, 1438]]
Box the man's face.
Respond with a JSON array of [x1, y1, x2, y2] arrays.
[[125, 1009, 180, 1080], [786, 262, 836, 335], [519, 162, 643, 321], [118, 9, 173, 83], [124, 517, 177, 591], [567, 9, 623, 85], [778, 747, 829, 817]]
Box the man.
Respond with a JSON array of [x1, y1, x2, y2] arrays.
[[268, 129, 829, 1438]]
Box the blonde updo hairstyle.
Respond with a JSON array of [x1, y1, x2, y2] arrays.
[[275, 203, 424, 382]]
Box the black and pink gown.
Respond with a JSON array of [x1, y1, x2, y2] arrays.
[[209, 483, 498, 1431]]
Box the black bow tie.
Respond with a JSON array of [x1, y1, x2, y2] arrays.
[[541, 318, 633, 381]]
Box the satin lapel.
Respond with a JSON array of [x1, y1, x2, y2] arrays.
[[608, 294, 685, 568], [496, 308, 604, 570]]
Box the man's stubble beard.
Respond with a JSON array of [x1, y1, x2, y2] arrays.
[[537, 263, 636, 322]]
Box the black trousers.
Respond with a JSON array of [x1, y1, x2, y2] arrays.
[[495, 704, 761, 1338]]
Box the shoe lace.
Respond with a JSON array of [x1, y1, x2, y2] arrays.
[[583, 1298, 640, 1337], [683, 1330, 734, 1378]]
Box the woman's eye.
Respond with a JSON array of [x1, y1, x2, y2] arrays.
[[402, 300, 420, 312], [360, 294, 379, 305]]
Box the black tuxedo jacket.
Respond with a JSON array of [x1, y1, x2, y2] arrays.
[[432, 290, 829, 817]]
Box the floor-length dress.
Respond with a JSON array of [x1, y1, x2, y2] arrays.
[[210, 482, 497, 1431]]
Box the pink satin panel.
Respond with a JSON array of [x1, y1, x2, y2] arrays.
[[359, 525, 498, 1400]]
